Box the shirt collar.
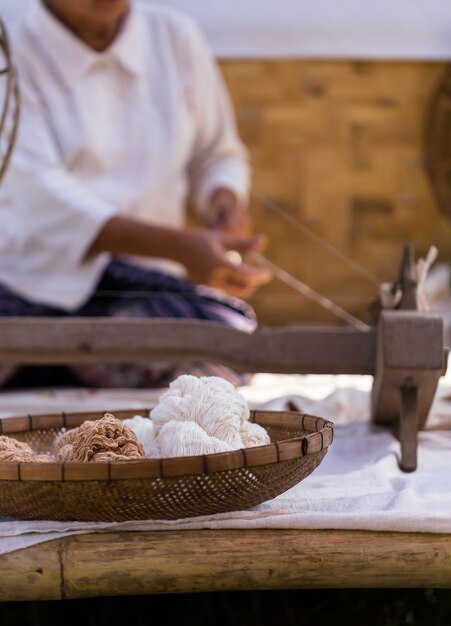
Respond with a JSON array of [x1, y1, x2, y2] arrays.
[[25, 0, 146, 85]]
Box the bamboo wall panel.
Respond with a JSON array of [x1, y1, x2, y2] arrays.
[[218, 61, 451, 325]]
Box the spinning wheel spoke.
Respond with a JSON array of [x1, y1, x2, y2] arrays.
[[425, 65, 451, 219], [432, 158, 451, 173], [0, 18, 19, 185]]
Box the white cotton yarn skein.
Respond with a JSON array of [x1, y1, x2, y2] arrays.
[[152, 376, 248, 445], [188, 386, 243, 447], [123, 415, 160, 458], [159, 421, 234, 457], [159, 374, 235, 401], [141, 375, 271, 458], [159, 374, 203, 400], [240, 420, 270, 448], [151, 374, 204, 439], [198, 376, 236, 395], [151, 375, 244, 435], [195, 378, 269, 447], [151, 394, 192, 438]]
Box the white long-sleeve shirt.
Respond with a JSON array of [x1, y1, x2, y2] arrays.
[[0, 0, 250, 310]]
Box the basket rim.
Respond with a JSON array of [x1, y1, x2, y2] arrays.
[[0, 409, 333, 481]]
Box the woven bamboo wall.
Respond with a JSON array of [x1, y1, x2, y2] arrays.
[[218, 60, 451, 325]]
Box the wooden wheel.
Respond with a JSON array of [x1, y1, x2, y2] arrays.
[[0, 18, 19, 185], [425, 65, 451, 220]]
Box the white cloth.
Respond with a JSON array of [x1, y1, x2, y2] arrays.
[[0, 364, 450, 555], [2, 0, 451, 60], [0, 0, 249, 310]]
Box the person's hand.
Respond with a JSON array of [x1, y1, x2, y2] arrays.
[[204, 188, 252, 238], [176, 228, 272, 298]]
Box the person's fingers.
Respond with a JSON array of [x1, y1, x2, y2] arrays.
[[223, 264, 271, 285], [216, 263, 272, 297], [236, 262, 272, 284], [208, 209, 253, 238], [222, 234, 268, 254], [221, 210, 252, 231], [216, 273, 256, 298], [206, 205, 228, 229]]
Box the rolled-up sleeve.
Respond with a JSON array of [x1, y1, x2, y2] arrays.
[[185, 22, 251, 214]]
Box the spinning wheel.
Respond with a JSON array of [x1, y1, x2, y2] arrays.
[[425, 65, 451, 220], [0, 18, 19, 184]]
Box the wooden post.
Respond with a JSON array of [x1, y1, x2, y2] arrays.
[[398, 383, 419, 472], [371, 311, 446, 471], [397, 243, 418, 311]]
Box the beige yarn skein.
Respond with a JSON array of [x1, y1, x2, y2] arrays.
[[0, 436, 52, 462], [56, 413, 145, 463]]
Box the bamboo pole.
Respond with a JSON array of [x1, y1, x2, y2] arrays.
[[1, 529, 451, 600]]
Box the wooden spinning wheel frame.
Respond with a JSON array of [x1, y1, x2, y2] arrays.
[[0, 18, 19, 184], [425, 64, 451, 221]]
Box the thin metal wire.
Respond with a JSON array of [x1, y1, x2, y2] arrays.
[[251, 252, 371, 332], [253, 192, 382, 286], [6, 288, 373, 304]]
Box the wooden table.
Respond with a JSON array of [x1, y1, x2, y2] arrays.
[[1, 529, 451, 600]]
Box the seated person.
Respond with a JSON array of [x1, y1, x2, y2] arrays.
[[0, 0, 271, 388]]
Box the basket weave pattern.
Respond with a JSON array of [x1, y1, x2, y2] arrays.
[[0, 409, 333, 522]]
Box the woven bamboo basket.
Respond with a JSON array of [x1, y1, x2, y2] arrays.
[[0, 409, 333, 522]]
